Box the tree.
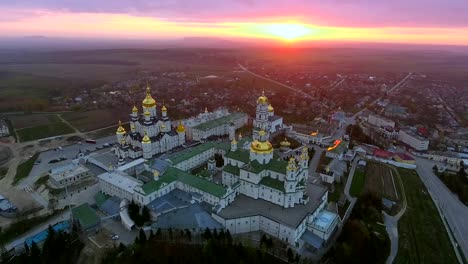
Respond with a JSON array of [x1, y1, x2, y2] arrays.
[[156, 228, 162, 239], [287, 248, 294, 262], [30, 241, 40, 259], [139, 228, 147, 244], [260, 234, 267, 247], [185, 229, 192, 242], [433, 165, 438, 173], [226, 229, 233, 245], [142, 206, 150, 223], [203, 228, 212, 241], [24, 242, 30, 255]]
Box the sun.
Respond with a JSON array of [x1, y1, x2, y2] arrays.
[[263, 23, 313, 40]]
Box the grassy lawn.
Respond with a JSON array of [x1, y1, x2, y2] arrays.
[[0, 167, 8, 180], [13, 153, 39, 185], [350, 167, 366, 197], [395, 169, 458, 264], [16, 122, 74, 142], [329, 183, 345, 203]]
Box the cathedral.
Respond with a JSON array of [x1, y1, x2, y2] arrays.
[[222, 92, 309, 208], [115, 84, 185, 161]]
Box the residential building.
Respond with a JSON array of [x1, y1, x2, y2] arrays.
[[368, 113, 395, 128], [398, 129, 429, 151]]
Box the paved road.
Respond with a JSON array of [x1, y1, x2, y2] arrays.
[[414, 156, 468, 259]]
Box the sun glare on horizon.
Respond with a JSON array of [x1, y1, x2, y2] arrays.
[[262, 23, 313, 40]]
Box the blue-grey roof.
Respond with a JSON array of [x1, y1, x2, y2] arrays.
[[150, 159, 171, 173], [301, 229, 324, 249], [100, 196, 121, 216], [152, 203, 222, 230]]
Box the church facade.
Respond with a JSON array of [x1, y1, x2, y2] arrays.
[[115, 84, 186, 161]]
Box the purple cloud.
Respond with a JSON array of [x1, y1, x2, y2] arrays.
[[2, 0, 468, 27]]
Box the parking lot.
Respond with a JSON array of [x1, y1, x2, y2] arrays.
[[21, 136, 115, 187]]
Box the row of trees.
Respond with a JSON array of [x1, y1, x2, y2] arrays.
[[9, 224, 84, 264], [434, 162, 468, 204], [103, 228, 293, 264]]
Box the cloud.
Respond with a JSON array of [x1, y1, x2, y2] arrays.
[[3, 0, 468, 27]]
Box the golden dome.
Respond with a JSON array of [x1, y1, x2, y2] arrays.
[[161, 104, 167, 112], [259, 129, 266, 137], [250, 140, 273, 154], [130, 123, 135, 131], [142, 131, 151, 144], [257, 90, 268, 104], [132, 105, 138, 113], [161, 123, 166, 129], [280, 138, 291, 147], [142, 84, 156, 108], [231, 138, 237, 144], [176, 121, 185, 133], [144, 110, 151, 117], [116, 121, 126, 134], [268, 104, 274, 112]]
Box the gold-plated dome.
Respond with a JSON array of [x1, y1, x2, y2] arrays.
[[144, 110, 151, 117], [142, 84, 156, 108], [132, 105, 138, 113], [268, 104, 274, 112], [160, 123, 166, 129], [231, 138, 237, 144], [259, 129, 266, 137], [142, 131, 151, 144], [176, 121, 185, 133], [257, 90, 268, 104], [280, 138, 291, 147], [130, 123, 135, 131], [250, 140, 273, 154], [116, 120, 126, 134], [161, 104, 167, 112]]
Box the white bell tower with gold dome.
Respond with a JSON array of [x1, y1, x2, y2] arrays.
[[253, 90, 272, 140], [249, 129, 273, 164]]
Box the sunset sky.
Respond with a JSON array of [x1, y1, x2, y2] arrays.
[[1, 0, 468, 45]]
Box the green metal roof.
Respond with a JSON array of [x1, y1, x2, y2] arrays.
[[241, 159, 287, 175], [72, 203, 100, 230], [260, 177, 285, 192], [141, 171, 177, 195], [94, 192, 110, 207], [223, 164, 240, 176], [193, 112, 247, 131], [225, 149, 250, 163], [167, 142, 215, 165], [141, 167, 227, 198], [268, 159, 288, 174]]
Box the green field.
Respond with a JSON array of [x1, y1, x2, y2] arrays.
[[16, 121, 74, 142], [350, 167, 366, 197], [395, 169, 458, 264], [9, 114, 61, 129], [13, 153, 39, 185], [62, 109, 129, 132]]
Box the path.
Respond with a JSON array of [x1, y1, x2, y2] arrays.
[[343, 158, 358, 221], [56, 114, 81, 134], [238, 64, 323, 104], [383, 166, 407, 264]]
